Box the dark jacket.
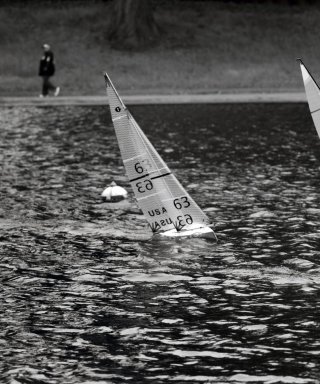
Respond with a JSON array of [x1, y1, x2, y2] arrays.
[[39, 51, 55, 77]]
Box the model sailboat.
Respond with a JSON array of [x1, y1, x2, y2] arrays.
[[298, 58, 320, 138], [103, 72, 217, 240]]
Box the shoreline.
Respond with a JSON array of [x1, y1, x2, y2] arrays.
[[0, 92, 307, 106]]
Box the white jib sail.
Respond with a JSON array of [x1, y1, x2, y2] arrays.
[[298, 59, 320, 138], [104, 72, 212, 235]]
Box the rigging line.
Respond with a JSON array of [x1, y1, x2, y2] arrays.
[[133, 120, 167, 167], [129, 169, 171, 183], [136, 190, 166, 201], [130, 174, 150, 182], [130, 168, 169, 181], [132, 118, 176, 205], [162, 193, 210, 222], [129, 117, 170, 210], [311, 107, 320, 115], [123, 153, 148, 163], [149, 168, 168, 175], [128, 114, 206, 224], [150, 172, 172, 180], [104, 72, 126, 109], [162, 195, 188, 202], [171, 173, 207, 211], [112, 115, 126, 122], [301, 62, 320, 93]]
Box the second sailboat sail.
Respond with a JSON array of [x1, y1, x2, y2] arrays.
[[298, 58, 320, 138], [104, 72, 216, 239]]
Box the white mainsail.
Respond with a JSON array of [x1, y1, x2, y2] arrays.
[[104, 72, 216, 240], [298, 59, 320, 138]]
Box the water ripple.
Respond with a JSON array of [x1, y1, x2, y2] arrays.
[[1, 104, 320, 383]]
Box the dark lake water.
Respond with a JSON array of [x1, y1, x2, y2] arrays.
[[1, 103, 320, 383]]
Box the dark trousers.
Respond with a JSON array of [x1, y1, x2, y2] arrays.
[[42, 76, 56, 96]]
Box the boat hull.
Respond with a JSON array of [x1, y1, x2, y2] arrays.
[[159, 226, 217, 240]]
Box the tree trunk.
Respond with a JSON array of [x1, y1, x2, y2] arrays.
[[107, 0, 161, 50]]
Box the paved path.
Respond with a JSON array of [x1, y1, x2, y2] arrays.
[[0, 92, 307, 106]]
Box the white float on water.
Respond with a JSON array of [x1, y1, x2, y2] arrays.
[[101, 181, 128, 202]]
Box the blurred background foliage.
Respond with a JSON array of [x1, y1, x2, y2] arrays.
[[0, 0, 319, 95]]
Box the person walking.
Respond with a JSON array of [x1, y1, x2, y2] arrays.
[[38, 44, 60, 97]]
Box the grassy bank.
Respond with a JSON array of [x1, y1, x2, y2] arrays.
[[1, 1, 320, 96]]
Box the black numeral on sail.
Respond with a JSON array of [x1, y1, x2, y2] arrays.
[[174, 196, 191, 209], [136, 180, 153, 193], [134, 159, 152, 174], [177, 214, 193, 226]]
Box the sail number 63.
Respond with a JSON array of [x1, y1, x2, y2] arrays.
[[135, 160, 152, 174], [177, 214, 193, 226], [174, 196, 191, 209], [136, 180, 153, 193]]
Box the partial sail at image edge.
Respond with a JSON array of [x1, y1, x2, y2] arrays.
[[103, 72, 216, 240], [299, 60, 320, 139]]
